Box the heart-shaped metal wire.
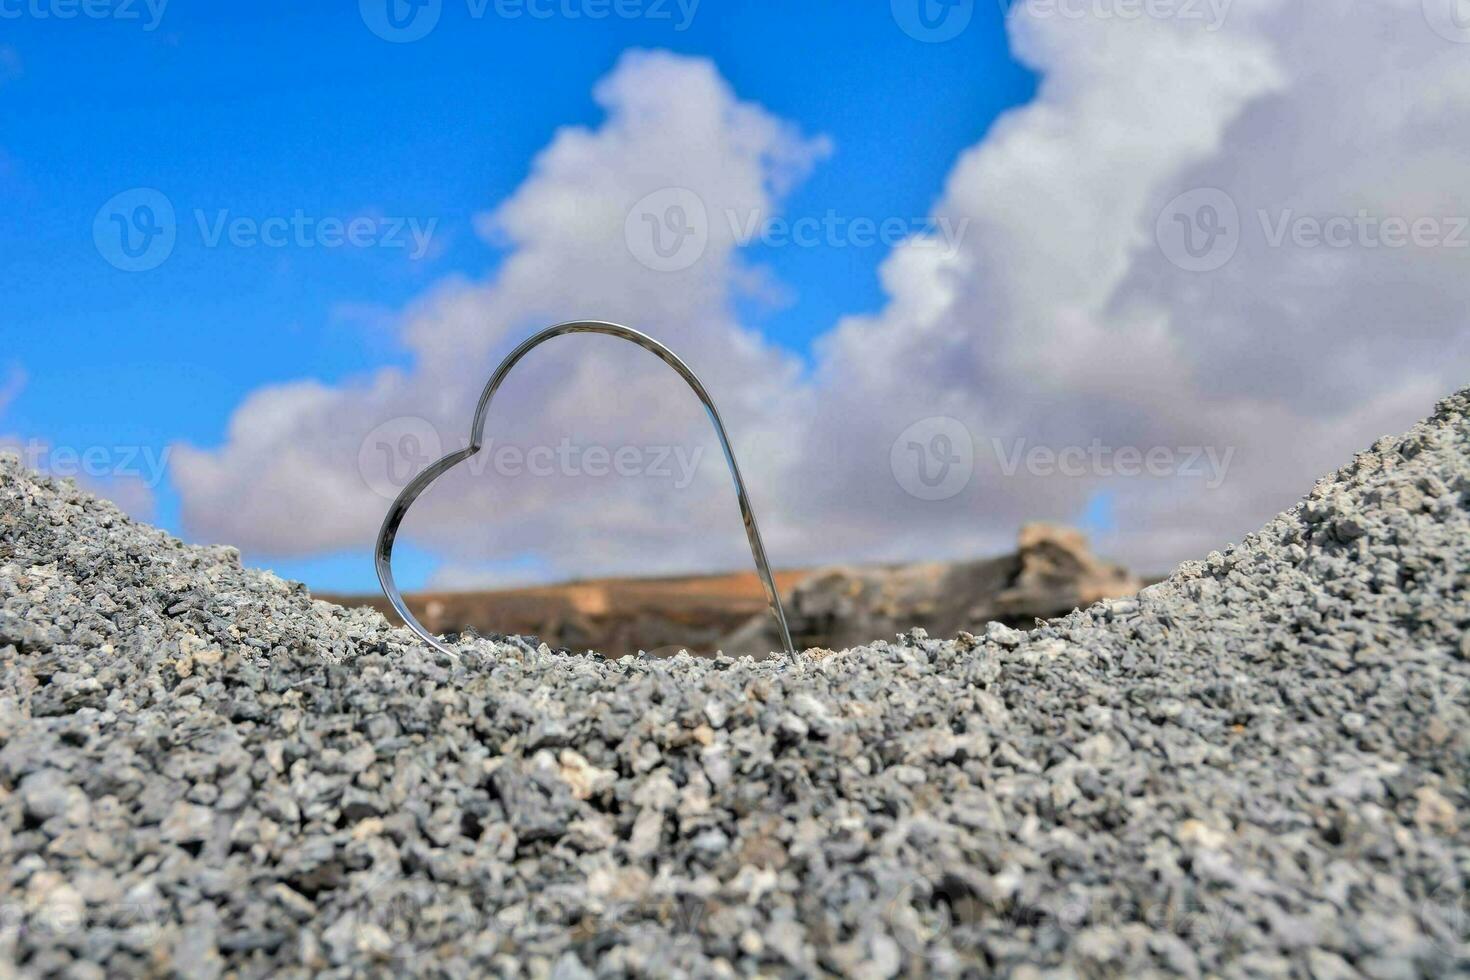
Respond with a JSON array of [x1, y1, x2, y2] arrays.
[[374, 320, 797, 659]]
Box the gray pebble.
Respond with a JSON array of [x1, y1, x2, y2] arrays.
[[1, 388, 1469, 977]]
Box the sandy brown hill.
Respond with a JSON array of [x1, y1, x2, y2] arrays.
[[324, 524, 1141, 657]]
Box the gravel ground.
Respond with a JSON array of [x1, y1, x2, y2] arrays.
[[1, 389, 1468, 979]]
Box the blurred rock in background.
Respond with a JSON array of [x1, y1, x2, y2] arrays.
[[721, 523, 1143, 655], [325, 524, 1142, 658]]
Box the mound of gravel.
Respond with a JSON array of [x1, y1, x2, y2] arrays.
[[2, 391, 1468, 978]]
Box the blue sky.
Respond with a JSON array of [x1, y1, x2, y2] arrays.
[[1, 1, 1037, 590], [13, 3, 1460, 598]]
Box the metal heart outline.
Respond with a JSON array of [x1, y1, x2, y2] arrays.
[[374, 320, 796, 660]]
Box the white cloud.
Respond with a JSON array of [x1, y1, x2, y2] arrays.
[[172, 50, 826, 575], [174, 8, 1470, 584], [786, 0, 1470, 571]]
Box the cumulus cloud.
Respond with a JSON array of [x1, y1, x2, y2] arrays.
[[171, 50, 825, 578], [175, 7, 1470, 585], [789, 0, 1470, 570]]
